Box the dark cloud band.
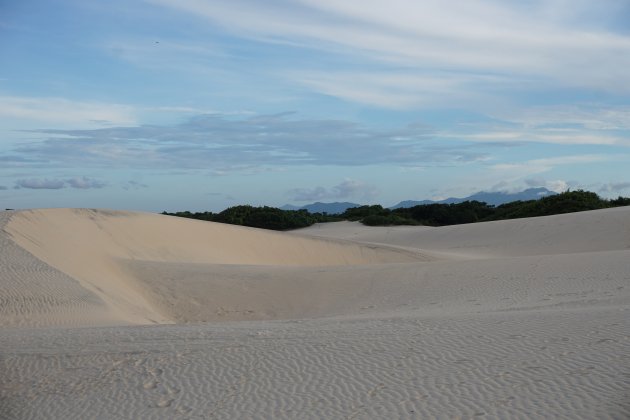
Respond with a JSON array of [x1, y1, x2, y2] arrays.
[[8, 114, 487, 172]]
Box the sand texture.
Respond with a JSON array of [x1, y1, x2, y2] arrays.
[[1, 207, 629, 419]]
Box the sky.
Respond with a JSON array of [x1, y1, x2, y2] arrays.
[[1, 0, 630, 212]]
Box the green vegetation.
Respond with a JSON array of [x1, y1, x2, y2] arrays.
[[163, 190, 630, 230], [162, 205, 338, 231]]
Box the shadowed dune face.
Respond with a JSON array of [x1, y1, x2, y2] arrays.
[[3, 208, 427, 326]]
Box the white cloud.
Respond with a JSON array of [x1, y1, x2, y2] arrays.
[[525, 178, 570, 193]]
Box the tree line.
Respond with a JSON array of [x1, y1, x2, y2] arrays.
[[163, 190, 630, 230]]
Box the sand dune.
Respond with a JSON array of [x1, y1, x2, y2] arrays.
[[1, 207, 629, 419], [2, 208, 425, 326]]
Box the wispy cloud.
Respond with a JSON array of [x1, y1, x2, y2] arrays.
[[525, 178, 571, 193], [288, 179, 378, 202], [122, 180, 149, 190], [149, 0, 630, 107]]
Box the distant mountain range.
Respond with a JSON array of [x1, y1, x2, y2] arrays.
[[281, 188, 557, 214], [280, 202, 361, 214], [391, 187, 557, 208]]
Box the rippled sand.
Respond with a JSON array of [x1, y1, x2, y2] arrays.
[[1, 208, 629, 419]]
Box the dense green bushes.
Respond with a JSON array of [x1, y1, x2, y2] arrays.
[[489, 190, 606, 220], [405, 200, 494, 226], [162, 205, 337, 230]]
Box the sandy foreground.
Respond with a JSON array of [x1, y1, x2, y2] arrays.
[[0, 208, 629, 419]]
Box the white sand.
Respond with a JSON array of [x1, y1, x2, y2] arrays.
[[1, 207, 629, 419]]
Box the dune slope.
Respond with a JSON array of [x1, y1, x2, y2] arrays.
[[0, 212, 118, 327]]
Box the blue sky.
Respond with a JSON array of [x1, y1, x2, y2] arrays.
[[1, 0, 629, 212]]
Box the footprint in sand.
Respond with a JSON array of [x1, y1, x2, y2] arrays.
[[147, 367, 163, 376], [143, 379, 158, 390], [157, 397, 174, 408]]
